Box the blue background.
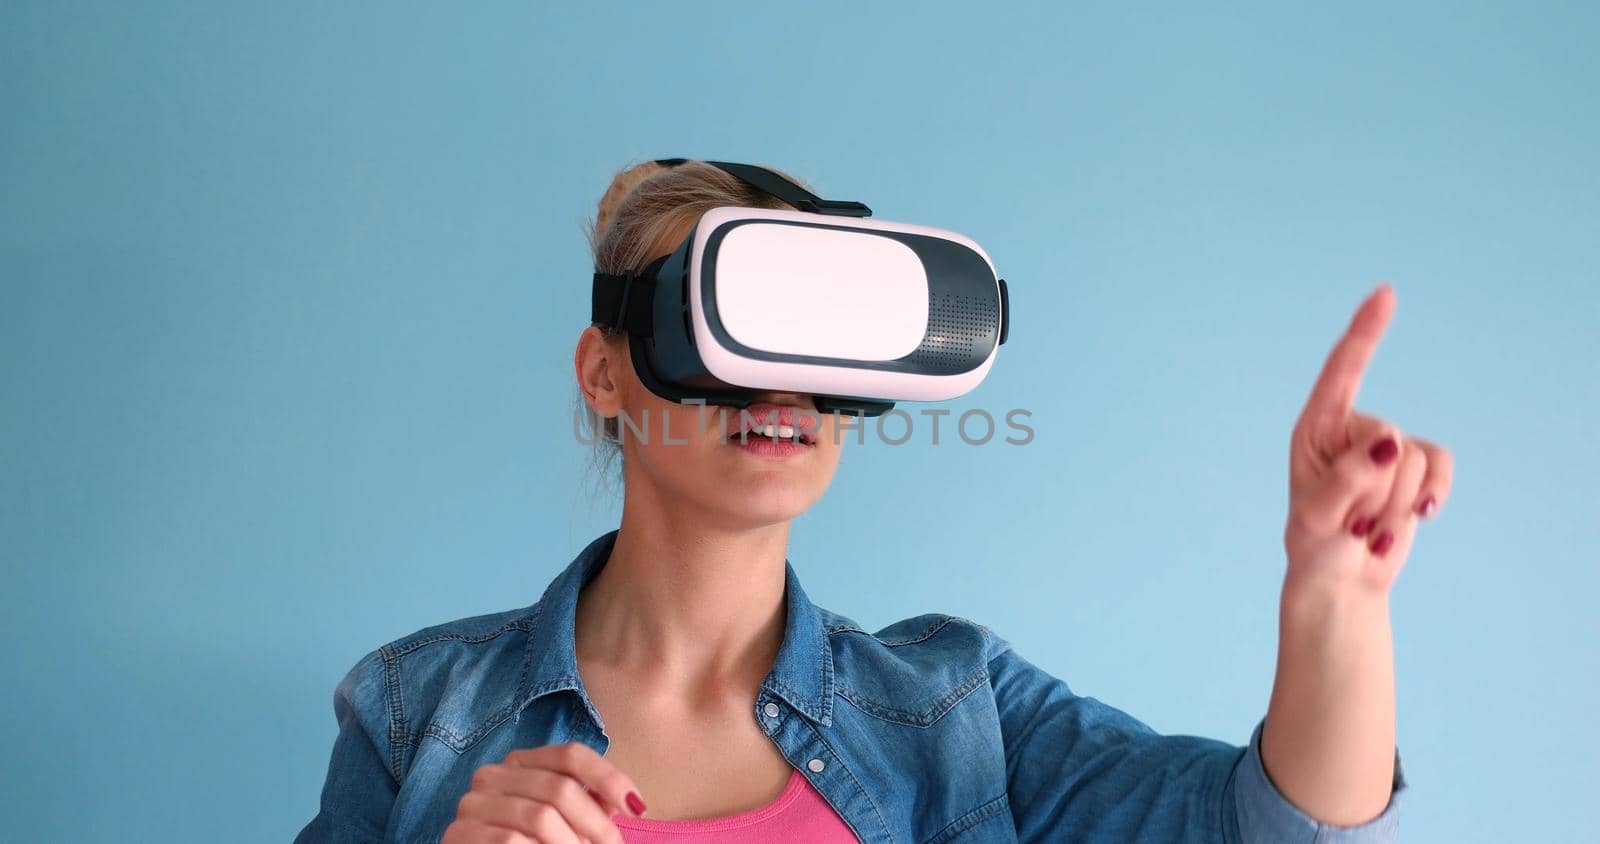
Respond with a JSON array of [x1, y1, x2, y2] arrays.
[[3, 2, 1595, 840]]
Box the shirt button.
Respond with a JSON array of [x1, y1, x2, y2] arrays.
[[763, 702, 780, 718], [807, 758, 825, 773]]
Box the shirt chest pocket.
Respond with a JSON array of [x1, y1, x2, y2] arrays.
[[833, 614, 996, 728], [830, 617, 1016, 842]]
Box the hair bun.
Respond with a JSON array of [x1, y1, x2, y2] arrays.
[[595, 159, 670, 243]]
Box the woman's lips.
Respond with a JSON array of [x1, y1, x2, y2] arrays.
[[729, 434, 813, 459], [723, 401, 820, 446]]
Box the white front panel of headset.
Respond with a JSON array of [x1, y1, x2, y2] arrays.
[[688, 206, 1002, 401], [713, 222, 928, 361]]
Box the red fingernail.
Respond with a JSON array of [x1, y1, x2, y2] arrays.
[[626, 791, 647, 817], [1369, 437, 1398, 465], [1351, 516, 1375, 537], [1417, 495, 1436, 518], [1369, 530, 1394, 555]]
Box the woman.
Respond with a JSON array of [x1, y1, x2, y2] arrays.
[[297, 159, 1450, 843]]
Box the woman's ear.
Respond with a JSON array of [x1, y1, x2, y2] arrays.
[[575, 326, 625, 418]]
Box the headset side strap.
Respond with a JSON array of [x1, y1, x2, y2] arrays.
[[591, 271, 656, 336]]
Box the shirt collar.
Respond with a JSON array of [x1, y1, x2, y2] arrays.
[[514, 529, 836, 728]]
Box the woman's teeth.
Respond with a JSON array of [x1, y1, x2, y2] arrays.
[[738, 423, 809, 444]]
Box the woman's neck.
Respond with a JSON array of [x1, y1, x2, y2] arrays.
[[573, 502, 792, 702]]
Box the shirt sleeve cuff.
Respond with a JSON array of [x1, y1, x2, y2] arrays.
[[1232, 719, 1407, 843]]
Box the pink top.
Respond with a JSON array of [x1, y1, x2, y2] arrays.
[[610, 767, 859, 843]]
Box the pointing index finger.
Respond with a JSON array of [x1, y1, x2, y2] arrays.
[[1299, 282, 1396, 435]]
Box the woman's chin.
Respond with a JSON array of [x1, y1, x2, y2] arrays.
[[709, 486, 823, 528]]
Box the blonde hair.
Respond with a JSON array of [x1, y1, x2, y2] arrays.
[[579, 158, 813, 474]]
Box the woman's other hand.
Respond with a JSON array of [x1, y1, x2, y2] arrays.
[[442, 742, 646, 844]]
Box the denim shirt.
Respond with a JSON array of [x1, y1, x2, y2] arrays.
[[298, 529, 1406, 843]]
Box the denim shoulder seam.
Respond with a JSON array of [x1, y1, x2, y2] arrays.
[[382, 616, 535, 659], [835, 663, 991, 727], [884, 615, 960, 647], [832, 612, 964, 647]]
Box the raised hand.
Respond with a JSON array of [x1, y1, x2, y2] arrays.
[[1283, 282, 1454, 595], [1263, 281, 1456, 827]]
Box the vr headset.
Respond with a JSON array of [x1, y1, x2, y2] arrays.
[[591, 159, 1010, 417]]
